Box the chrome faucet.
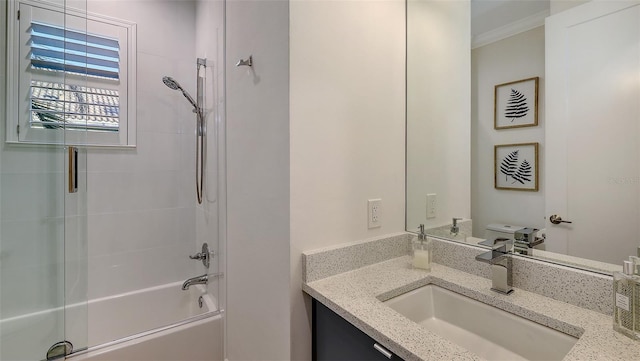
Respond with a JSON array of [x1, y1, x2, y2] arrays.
[[475, 238, 513, 294], [189, 243, 212, 269], [450, 217, 463, 235], [513, 227, 544, 255], [182, 274, 208, 290]]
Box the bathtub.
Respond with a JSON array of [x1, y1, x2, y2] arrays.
[[71, 314, 223, 361], [1, 280, 223, 361]]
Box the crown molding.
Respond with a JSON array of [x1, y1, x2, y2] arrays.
[[472, 9, 550, 49]]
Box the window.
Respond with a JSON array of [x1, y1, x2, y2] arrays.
[[30, 80, 120, 131], [6, 0, 137, 147]]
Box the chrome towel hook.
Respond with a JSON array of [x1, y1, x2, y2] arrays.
[[236, 55, 253, 67]]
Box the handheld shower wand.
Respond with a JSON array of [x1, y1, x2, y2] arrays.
[[162, 76, 203, 128], [163, 74, 205, 204]]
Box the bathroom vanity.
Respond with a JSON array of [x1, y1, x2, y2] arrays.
[[313, 300, 403, 360], [304, 234, 640, 361]]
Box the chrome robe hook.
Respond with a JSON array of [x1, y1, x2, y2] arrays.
[[236, 55, 253, 67]]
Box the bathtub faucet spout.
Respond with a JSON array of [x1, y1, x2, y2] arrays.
[[182, 274, 208, 290]]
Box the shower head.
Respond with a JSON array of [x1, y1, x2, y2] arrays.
[[162, 76, 180, 90], [162, 76, 199, 113]]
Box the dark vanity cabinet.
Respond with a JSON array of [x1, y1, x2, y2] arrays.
[[312, 299, 404, 361]]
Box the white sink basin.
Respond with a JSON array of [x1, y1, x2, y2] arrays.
[[384, 285, 578, 361]]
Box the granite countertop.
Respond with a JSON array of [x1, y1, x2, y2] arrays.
[[303, 256, 640, 361]]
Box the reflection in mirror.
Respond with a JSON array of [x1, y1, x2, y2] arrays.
[[406, 0, 640, 275]]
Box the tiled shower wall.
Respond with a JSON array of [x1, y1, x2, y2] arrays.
[[84, 0, 201, 300]]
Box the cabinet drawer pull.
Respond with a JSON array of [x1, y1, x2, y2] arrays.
[[373, 343, 392, 359]]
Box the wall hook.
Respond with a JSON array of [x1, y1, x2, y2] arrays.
[[236, 55, 253, 67]]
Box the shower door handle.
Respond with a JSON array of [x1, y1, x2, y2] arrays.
[[68, 147, 78, 193]]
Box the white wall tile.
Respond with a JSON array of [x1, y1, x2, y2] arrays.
[[88, 207, 194, 258], [178, 206, 198, 247], [180, 133, 198, 172], [0, 263, 65, 318], [140, 132, 182, 171], [86, 0, 197, 62], [1, 172, 65, 221], [178, 170, 198, 208], [87, 170, 181, 214], [88, 243, 198, 299], [0, 146, 64, 174], [85, 148, 140, 174], [87, 133, 181, 173], [0, 219, 64, 269], [196, 206, 217, 246], [136, 52, 192, 135]]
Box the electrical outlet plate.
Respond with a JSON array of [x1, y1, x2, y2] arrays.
[[426, 194, 436, 219], [368, 199, 382, 229]]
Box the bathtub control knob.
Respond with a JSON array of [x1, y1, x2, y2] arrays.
[[189, 243, 212, 268]]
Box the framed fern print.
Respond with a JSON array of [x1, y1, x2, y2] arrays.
[[494, 77, 539, 129], [495, 143, 539, 191]]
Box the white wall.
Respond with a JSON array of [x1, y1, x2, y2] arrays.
[[470, 26, 545, 237], [289, 0, 406, 359], [406, 0, 471, 231], [225, 1, 291, 360], [224, 1, 406, 360]]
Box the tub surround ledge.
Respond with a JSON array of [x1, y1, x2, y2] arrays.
[[303, 235, 638, 361]]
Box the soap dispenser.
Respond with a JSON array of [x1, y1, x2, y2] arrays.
[[613, 260, 638, 339], [412, 224, 432, 271], [629, 256, 640, 338]]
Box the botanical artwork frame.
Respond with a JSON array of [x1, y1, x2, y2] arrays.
[[495, 142, 539, 191], [494, 77, 539, 129]]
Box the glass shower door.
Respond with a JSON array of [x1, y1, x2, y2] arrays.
[[0, 141, 67, 361], [63, 1, 90, 355], [0, 0, 89, 359]]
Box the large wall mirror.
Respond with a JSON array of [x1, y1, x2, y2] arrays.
[[407, 0, 640, 274]]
